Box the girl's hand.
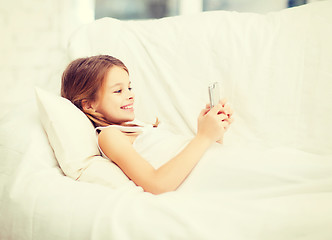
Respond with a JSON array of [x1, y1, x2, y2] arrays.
[[203, 99, 234, 144], [197, 103, 228, 144]]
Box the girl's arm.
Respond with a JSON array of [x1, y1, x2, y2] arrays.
[[98, 103, 230, 195]]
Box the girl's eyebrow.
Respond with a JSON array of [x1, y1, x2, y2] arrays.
[[110, 83, 122, 88], [109, 81, 131, 88]]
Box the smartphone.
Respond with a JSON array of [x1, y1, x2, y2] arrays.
[[208, 82, 220, 108]]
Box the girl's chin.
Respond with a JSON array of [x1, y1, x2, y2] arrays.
[[107, 111, 135, 124], [121, 115, 136, 124]]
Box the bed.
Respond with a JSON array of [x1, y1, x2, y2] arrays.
[[1, 1, 332, 239]]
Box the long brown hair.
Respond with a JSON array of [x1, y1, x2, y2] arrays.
[[61, 55, 129, 127], [61, 55, 159, 128]]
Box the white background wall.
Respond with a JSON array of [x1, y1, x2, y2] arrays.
[[0, 0, 94, 119]]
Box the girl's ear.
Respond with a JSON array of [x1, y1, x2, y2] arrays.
[[82, 100, 96, 112]]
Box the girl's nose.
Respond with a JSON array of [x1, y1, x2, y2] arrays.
[[126, 89, 134, 99]]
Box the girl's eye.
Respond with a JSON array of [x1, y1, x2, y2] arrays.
[[114, 87, 132, 94]]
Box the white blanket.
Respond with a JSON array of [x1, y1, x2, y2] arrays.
[[1, 1, 332, 239]]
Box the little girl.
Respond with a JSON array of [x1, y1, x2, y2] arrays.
[[61, 55, 233, 194]]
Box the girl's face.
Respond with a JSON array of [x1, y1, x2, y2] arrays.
[[92, 66, 135, 124]]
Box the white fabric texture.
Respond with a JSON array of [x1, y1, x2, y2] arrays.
[[35, 87, 132, 188], [35, 87, 98, 179], [1, 1, 332, 240]]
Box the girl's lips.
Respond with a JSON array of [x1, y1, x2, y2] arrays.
[[120, 103, 134, 110]]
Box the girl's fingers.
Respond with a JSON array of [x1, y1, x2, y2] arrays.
[[209, 103, 224, 115], [199, 107, 210, 118], [219, 114, 227, 121], [223, 116, 234, 130], [205, 101, 234, 120], [221, 121, 229, 128], [220, 98, 227, 106]]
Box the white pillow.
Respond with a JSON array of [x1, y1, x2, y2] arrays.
[[35, 87, 131, 188]]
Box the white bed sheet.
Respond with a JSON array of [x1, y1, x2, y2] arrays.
[[1, 106, 332, 240], [1, 1, 332, 239]]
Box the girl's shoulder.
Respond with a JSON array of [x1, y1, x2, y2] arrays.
[[98, 126, 135, 150], [98, 126, 124, 140]]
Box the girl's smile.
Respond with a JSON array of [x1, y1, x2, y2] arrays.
[[120, 103, 134, 111]]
